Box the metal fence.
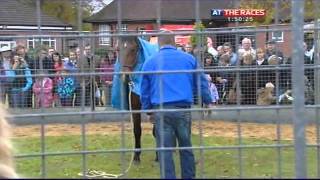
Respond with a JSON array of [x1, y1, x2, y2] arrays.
[[1, 0, 320, 178]]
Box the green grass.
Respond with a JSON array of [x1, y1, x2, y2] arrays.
[[12, 134, 319, 178]]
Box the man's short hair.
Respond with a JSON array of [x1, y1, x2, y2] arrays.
[[205, 53, 214, 60], [15, 44, 25, 51], [242, 38, 251, 44], [266, 40, 276, 45], [158, 30, 175, 46], [223, 42, 232, 47], [256, 48, 264, 54]]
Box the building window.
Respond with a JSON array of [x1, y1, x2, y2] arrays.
[[272, 31, 284, 42], [27, 38, 56, 49], [0, 41, 16, 49], [99, 24, 111, 46], [116, 24, 128, 31]]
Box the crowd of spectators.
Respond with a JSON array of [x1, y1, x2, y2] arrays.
[[181, 37, 315, 105], [0, 35, 316, 108], [0, 44, 115, 108]]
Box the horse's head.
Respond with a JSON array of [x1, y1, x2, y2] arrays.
[[118, 36, 140, 81]]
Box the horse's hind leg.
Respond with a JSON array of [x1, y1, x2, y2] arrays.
[[152, 124, 158, 162], [130, 93, 142, 163], [132, 113, 141, 163]]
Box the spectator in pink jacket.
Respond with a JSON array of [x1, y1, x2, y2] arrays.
[[32, 72, 53, 108]]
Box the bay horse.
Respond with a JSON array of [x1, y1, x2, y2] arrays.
[[111, 35, 158, 163]]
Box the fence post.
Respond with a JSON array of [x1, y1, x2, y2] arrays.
[[314, 1, 320, 104], [292, 0, 307, 178]]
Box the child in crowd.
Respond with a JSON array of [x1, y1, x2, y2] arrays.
[[32, 71, 53, 108], [56, 68, 77, 107], [257, 82, 276, 106], [205, 74, 219, 104]]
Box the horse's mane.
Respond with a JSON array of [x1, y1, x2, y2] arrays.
[[0, 106, 18, 178]]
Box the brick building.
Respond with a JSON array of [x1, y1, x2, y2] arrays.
[[85, 0, 313, 58], [0, 0, 73, 53]]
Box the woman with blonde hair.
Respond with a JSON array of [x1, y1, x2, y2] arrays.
[[0, 106, 18, 178]]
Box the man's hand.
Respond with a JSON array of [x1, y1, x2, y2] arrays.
[[105, 81, 112, 86]]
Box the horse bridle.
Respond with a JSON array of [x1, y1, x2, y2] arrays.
[[122, 46, 140, 89]]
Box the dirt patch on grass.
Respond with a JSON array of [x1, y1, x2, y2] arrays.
[[12, 120, 318, 144]]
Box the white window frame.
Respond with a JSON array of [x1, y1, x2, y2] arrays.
[[271, 31, 284, 42], [99, 24, 111, 46], [0, 41, 16, 49], [27, 38, 56, 49], [115, 24, 128, 31]]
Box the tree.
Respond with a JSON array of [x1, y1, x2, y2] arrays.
[[190, 22, 205, 48], [239, 0, 320, 25], [20, 0, 107, 31]]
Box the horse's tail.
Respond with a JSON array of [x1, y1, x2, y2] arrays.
[[0, 106, 18, 178]]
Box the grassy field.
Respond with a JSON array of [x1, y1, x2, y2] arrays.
[[12, 134, 319, 179]]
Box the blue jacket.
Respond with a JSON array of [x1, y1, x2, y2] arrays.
[[140, 45, 213, 110], [57, 76, 76, 98], [11, 67, 33, 92], [111, 37, 158, 110]]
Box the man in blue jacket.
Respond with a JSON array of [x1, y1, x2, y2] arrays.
[[140, 31, 213, 179]]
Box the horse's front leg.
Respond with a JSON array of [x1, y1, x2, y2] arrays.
[[130, 92, 142, 163], [132, 113, 141, 163]]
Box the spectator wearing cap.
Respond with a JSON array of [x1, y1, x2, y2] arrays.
[[0, 46, 15, 106], [265, 40, 284, 64]]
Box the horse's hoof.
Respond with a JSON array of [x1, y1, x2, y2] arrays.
[[133, 154, 141, 164], [154, 156, 159, 162]]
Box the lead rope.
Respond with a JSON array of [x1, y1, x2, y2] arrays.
[[78, 81, 136, 178]]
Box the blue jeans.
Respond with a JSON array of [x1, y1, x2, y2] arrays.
[[154, 106, 195, 179], [60, 97, 73, 107], [11, 90, 26, 108]]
